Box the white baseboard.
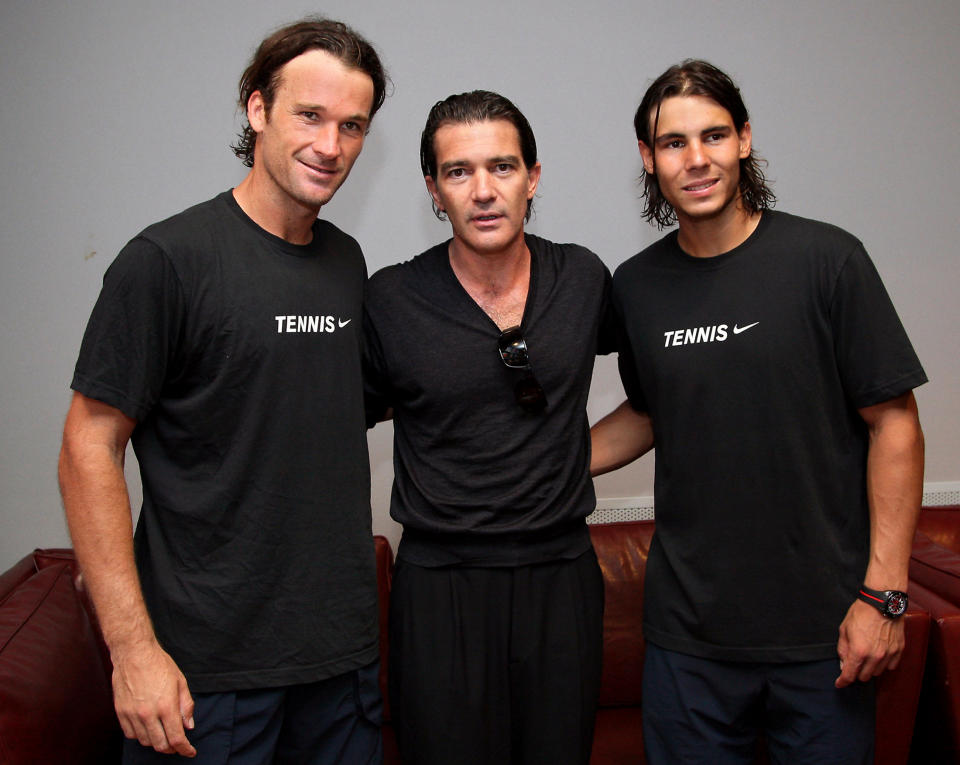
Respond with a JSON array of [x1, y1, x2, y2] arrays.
[[588, 481, 960, 525]]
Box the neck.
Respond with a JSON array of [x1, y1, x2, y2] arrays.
[[676, 203, 762, 259], [447, 232, 530, 292], [448, 233, 531, 330], [233, 171, 318, 245]]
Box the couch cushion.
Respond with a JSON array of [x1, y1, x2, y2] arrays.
[[907, 583, 960, 764], [910, 530, 960, 606], [0, 562, 122, 764], [0, 555, 38, 602], [589, 521, 654, 707], [916, 506, 960, 555]]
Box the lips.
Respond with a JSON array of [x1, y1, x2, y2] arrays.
[[683, 179, 719, 192], [299, 160, 340, 179], [470, 213, 503, 226]]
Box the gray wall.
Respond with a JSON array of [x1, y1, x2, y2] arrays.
[[2, 0, 958, 569]]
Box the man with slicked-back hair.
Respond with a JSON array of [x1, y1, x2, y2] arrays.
[[365, 90, 644, 764]]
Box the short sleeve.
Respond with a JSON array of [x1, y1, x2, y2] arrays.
[[362, 296, 392, 428], [596, 265, 619, 356], [612, 290, 649, 414], [829, 245, 927, 408], [71, 237, 185, 421]]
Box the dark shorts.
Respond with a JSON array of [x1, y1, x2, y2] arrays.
[[122, 661, 382, 765], [642, 643, 875, 765], [388, 550, 605, 765]]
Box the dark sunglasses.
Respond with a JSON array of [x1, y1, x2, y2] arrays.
[[497, 326, 548, 413]]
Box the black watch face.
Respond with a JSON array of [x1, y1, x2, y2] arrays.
[[886, 592, 908, 617]]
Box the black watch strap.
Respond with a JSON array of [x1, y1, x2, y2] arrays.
[[857, 585, 908, 618]]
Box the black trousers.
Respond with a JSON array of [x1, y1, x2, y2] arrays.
[[388, 550, 605, 765]]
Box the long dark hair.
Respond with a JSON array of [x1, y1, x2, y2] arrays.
[[231, 17, 388, 167], [634, 60, 775, 228]]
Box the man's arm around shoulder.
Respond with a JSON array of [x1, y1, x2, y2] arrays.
[[59, 392, 196, 757], [835, 391, 924, 688]]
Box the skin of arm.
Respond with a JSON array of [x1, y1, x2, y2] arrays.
[[590, 399, 655, 477], [835, 391, 924, 688], [58, 392, 197, 757]]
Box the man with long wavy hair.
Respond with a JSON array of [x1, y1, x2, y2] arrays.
[[592, 60, 926, 764]]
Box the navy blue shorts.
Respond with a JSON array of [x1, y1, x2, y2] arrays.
[[642, 643, 874, 765], [122, 661, 382, 765]]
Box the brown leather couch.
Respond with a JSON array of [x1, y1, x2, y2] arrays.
[[0, 517, 943, 764], [0, 548, 121, 764], [908, 506, 960, 764]]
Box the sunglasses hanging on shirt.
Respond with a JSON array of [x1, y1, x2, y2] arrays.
[[497, 326, 548, 413]]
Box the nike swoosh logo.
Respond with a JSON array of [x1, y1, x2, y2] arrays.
[[733, 322, 759, 334], [337, 318, 352, 328]]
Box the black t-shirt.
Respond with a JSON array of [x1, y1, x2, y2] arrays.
[[365, 234, 616, 566], [72, 191, 379, 691], [613, 210, 927, 662]]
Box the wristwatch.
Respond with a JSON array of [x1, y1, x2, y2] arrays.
[[857, 585, 908, 618]]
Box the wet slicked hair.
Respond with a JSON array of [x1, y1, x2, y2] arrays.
[[420, 90, 538, 221], [634, 59, 775, 228], [231, 17, 388, 167]]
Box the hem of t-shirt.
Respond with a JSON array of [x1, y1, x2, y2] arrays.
[[644, 626, 839, 664], [396, 521, 592, 567], [851, 368, 928, 409], [71, 373, 150, 422], [182, 640, 380, 694]]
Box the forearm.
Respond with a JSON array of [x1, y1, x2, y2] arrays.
[[59, 410, 156, 653], [861, 393, 925, 591], [60, 397, 196, 755], [590, 400, 654, 477]]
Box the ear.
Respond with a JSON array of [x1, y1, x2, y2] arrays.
[[247, 91, 267, 133], [526, 162, 542, 200], [424, 176, 443, 212], [738, 121, 752, 159], [638, 140, 655, 175]]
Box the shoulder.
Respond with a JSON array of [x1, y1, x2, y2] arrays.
[[138, 192, 232, 246], [526, 233, 608, 277], [124, 192, 243, 278], [368, 241, 449, 295], [760, 210, 864, 255], [314, 218, 363, 255], [613, 229, 678, 283]]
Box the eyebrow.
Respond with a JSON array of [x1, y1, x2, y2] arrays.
[[294, 103, 370, 123], [654, 125, 731, 143], [438, 154, 522, 174]]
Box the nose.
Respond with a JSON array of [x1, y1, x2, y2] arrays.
[[312, 124, 341, 160], [685, 139, 708, 169], [471, 170, 496, 202]]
